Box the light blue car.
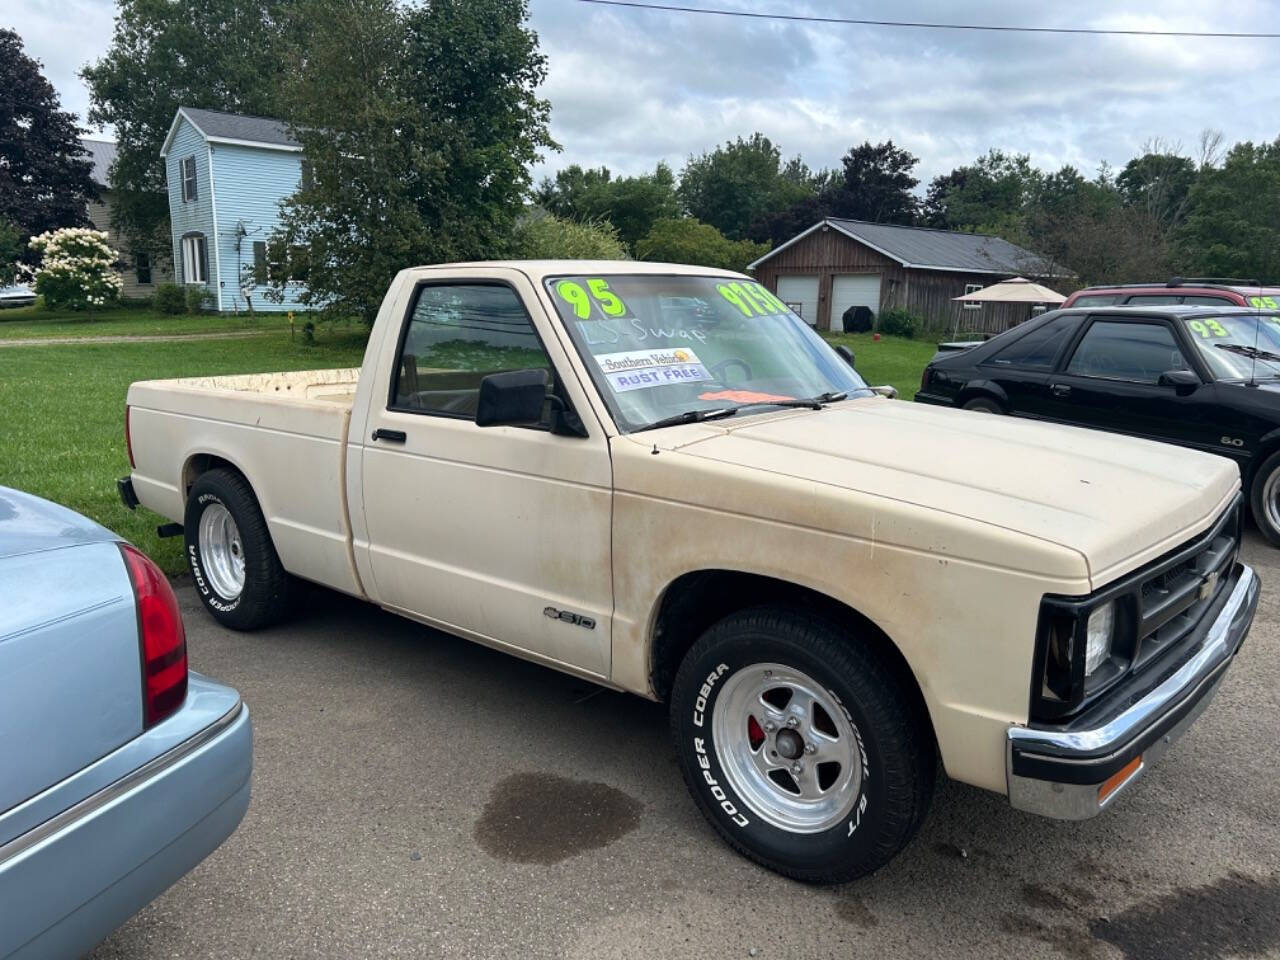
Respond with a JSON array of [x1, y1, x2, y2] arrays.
[[0, 487, 251, 958]]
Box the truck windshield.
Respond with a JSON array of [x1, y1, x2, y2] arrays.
[[546, 274, 870, 432], [1180, 313, 1280, 380]]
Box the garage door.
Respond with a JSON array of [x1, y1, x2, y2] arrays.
[[776, 275, 820, 326], [830, 274, 882, 333]]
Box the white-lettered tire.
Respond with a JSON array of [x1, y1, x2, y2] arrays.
[[184, 468, 294, 630], [669, 607, 935, 883]]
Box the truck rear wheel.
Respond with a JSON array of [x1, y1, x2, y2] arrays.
[[184, 468, 294, 630], [1250, 450, 1280, 547], [669, 607, 935, 884]]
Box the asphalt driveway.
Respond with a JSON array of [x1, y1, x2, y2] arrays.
[[93, 533, 1280, 960]]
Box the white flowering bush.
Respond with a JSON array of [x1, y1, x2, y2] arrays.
[[24, 227, 124, 311]]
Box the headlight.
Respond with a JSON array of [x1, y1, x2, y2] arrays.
[[1084, 602, 1115, 676]]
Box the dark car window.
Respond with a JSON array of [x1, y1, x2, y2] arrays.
[[1065, 320, 1189, 383], [1123, 295, 1181, 305], [1070, 294, 1120, 307], [985, 313, 1080, 368], [1182, 295, 1236, 305]]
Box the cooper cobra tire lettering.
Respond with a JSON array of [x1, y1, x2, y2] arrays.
[[692, 662, 728, 728], [694, 734, 749, 827]]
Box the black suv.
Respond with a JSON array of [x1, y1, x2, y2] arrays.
[[916, 306, 1280, 543]]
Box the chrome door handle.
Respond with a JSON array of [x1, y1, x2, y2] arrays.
[[1050, 384, 1071, 397]]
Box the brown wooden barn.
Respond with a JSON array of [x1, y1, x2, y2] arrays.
[[748, 218, 1068, 335]]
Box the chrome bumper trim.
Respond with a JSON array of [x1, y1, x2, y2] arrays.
[[1006, 563, 1257, 819], [0, 698, 244, 868]]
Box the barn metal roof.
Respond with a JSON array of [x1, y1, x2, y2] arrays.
[[748, 217, 1068, 278]]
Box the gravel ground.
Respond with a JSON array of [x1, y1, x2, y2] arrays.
[[93, 532, 1280, 960]]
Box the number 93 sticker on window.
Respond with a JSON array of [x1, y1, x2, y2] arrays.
[[596, 348, 712, 393]]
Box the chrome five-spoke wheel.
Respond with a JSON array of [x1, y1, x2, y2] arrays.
[[198, 502, 246, 600], [711, 662, 862, 834]]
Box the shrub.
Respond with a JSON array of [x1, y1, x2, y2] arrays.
[[637, 218, 769, 272], [153, 283, 187, 314], [25, 227, 123, 311], [185, 285, 214, 314], [876, 308, 920, 339], [511, 212, 629, 260]]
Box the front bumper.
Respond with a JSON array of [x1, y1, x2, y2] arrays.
[[1006, 562, 1258, 820], [0, 678, 252, 959]]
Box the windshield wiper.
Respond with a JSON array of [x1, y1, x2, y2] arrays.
[[635, 407, 738, 432], [737, 391, 850, 411], [1215, 342, 1280, 364]]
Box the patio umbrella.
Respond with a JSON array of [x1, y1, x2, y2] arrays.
[[952, 277, 1067, 303]]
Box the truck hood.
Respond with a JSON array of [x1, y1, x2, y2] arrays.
[[661, 398, 1239, 585]]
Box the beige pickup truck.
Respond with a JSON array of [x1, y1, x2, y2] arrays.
[[119, 261, 1259, 882]]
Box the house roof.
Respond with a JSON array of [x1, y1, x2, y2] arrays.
[[159, 107, 302, 157], [80, 138, 117, 187], [748, 217, 1068, 278]]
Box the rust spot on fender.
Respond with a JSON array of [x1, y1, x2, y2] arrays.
[[474, 772, 643, 865]]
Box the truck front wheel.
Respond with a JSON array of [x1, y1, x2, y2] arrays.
[[184, 468, 294, 630], [669, 607, 935, 883]]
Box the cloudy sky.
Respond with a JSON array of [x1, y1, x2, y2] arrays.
[[11, 0, 1280, 187]]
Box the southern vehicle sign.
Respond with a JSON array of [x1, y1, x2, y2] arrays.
[[595, 348, 712, 393]]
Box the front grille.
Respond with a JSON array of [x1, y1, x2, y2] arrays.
[[1129, 499, 1241, 672]]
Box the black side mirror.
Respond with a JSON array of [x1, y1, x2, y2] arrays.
[[836, 344, 856, 368], [1158, 369, 1200, 395], [476, 369, 550, 427]]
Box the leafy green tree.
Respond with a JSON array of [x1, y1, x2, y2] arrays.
[[534, 163, 678, 249], [0, 220, 23, 281], [636, 218, 767, 272], [511, 212, 628, 260], [678, 134, 818, 240], [271, 0, 554, 321], [0, 30, 97, 252], [1176, 139, 1280, 282], [825, 140, 920, 224], [82, 0, 296, 259], [1117, 150, 1197, 233], [922, 151, 1039, 234]]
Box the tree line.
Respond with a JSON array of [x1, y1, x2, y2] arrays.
[[2, 1, 1278, 320]]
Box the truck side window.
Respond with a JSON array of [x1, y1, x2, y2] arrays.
[[392, 283, 552, 423], [1066, 321, 1188, 383]]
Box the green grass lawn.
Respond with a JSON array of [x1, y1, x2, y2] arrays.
[[820, 331, 937, 400], [0, 328, 369, 574], [0, 302, 296, 339]]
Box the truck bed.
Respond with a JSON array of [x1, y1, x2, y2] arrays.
[[150, 367, 362, 409], [126, 368, 366, 599]]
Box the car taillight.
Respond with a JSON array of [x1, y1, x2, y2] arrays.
[[120, 543, 188, 727], [125, 404, 135, 469]]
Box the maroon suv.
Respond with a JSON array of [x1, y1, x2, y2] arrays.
[[1062, 278, 1280, 309]]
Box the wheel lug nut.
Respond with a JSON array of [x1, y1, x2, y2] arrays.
[[790, 763, 802, 775], [804, 743, 816, 755], [764, 721, 776, 733], [786, 717, 799, 727]]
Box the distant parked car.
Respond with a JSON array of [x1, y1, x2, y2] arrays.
[[1062, 277, 1280, 310], [0, 487, 251, 959], [0, 284, 36, 309], [916, 305, 1280, 543]]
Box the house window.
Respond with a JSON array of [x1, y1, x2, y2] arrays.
[[252, 241, 268, 284], [181, 233, 208, 285], [963, 282, 983, 310], [135, 251, 152, 285], [181, 156, 198, 202]]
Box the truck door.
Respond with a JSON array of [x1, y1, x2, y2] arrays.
[[353, 275, 614, 678]]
